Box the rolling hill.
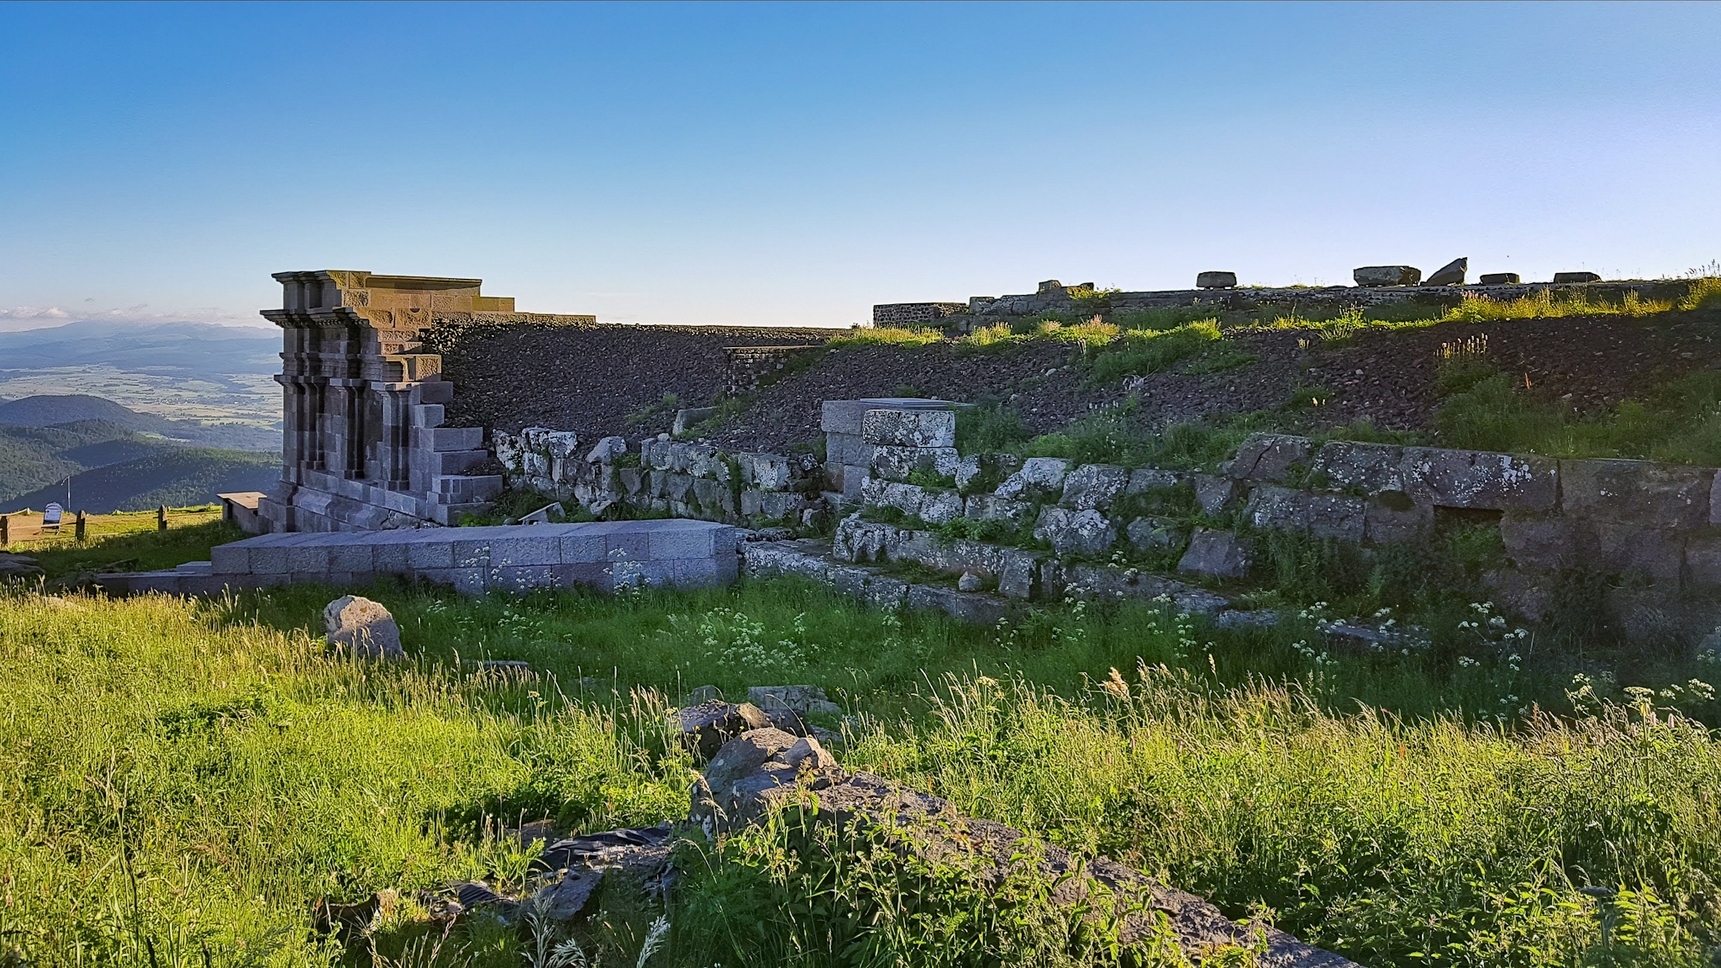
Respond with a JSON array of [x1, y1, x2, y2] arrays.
[[1, 448, 278, 514], [0, 394, 278, 451], [0, 396, 282, 513]]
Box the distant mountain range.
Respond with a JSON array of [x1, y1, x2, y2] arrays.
[[0, 395, 280, 513]]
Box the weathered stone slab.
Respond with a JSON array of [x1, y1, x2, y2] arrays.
[[1312, 440, 1406, 492], [821, 398, 958, 437], [1059, 464, 1130, 510], [1553, 271, 1601, 284], [1501, 513, 1581, 570], [1191, 473, 1241, 515], [906, 584, 1013, 624], [1425, 257, 1467, 286], [1399, 446, 1557, 511], [1364, 491, 1433, 544], [1592, 522, 1685, 585], [1560, 458, 1713, 529], [869, 445, 961, 483], [1245, 485, 1366, 542], [1195, 270, 1237, 289], [862, 408, 957, 449], [995, 457, 1070, 499], [1126, 517, 1186, 554], [1176, 529, 1252, 579], [1126, 467, 1187, 494], [964, 493, 1037, 525], [1353, 265, 1422, 286], [1228, 434, 1313, 483], [1478, 272, 1520, 285], [1033, 507, 1118, 557]]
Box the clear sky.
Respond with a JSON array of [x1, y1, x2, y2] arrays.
[[2, 1, 1718, 330]]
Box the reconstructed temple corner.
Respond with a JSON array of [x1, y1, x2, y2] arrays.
[[258, 271, 591, 532]]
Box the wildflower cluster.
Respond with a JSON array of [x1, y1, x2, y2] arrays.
[[670, 607, 810, 680]]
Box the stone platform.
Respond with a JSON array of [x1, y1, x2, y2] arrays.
[[102, 520, 741, 597]]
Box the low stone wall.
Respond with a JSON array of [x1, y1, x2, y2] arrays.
[[495, 428, 827, 528], [961, 279, 1684, 320], [869, 302, 968, 327], [1229, 434, 1721, 637], [839, 426, 1721, 641], [105, 520, 741, 596]]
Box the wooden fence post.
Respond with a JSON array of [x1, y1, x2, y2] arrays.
[[0, 514, 8, 547], [75, 511, 87, 543], [158, 505, 169, 532]]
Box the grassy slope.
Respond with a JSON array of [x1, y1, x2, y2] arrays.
[[4, 544, 1721, 964]]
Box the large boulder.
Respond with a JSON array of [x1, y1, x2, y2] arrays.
[[1553, 271, 1601, 284], [1353, 265, 1422, 287], [0, 553, 43, 578], [1425, 257, 1468, 286], [1195, 270, 1237, 289], [323, 595, 405, 659]]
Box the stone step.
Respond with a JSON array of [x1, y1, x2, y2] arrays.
[[112, 520, 744, 598]]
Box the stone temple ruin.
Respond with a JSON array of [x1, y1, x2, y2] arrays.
[[109, 265, 1721, 645]]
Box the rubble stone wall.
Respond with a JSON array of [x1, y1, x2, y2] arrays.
[[958, 279, 1685, 321], [494, 429, 828, 528], [838, 426, 1721, 641]]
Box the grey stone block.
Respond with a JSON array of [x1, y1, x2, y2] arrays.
[[329, 544, 375, 572], [406, 541, 456, 571], [996, 457, 1070, 500], [491, 535, 563, 567], [494, 565, 562, 593], [964, 494, 1036, 525], [451, 568, 487, 596], [1561, 458, 1713, 529], [1313, 441, 1406, 492], [1126, 467, 1186, 494], [1685, 536, 1721, 588], [919, 489, 965, 525], [649, 526, 715, 558], [998, 552, 1039, 599], [863, 409, 957, 448], [249, 546, 291, 575], [1192, 473, 1241, 515], [430, 427, 483, 453], [1126, 517, 1186, 554], [1501, 513, 1580, 569], [672, 558, 724, 587], [210, 544, 250, 574], [1034, 507, 1118, 556], [1228, 434, 1313, 483], [1177, 529, 1253, 579], [907, 584, 1011, 625], [822, 398, 956, 437], [1364, 492, 1433, 545], [1060, 464, 1130, 511], [605, 527, 654, 560], [1245, 485, 1366, 542], [869, 445, 960, 483], [1399, 447, 1557, 512], [1592, 522, 1685, 585]]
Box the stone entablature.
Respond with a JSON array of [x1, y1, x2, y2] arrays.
[[259, 270, 598, 532]]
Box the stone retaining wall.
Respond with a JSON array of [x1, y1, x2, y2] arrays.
[[839, 425, 1721, 641], [495, 429, 827, 528], [869, 301, 969, 327], [956, 279, 1684, 321]]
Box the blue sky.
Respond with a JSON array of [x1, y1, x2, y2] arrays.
[[1, 1, 1718, 329]]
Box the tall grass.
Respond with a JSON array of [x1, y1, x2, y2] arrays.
[[0, 590, 690, 966], [846, 668, 1721, 968], [829, 326, 944, 347]]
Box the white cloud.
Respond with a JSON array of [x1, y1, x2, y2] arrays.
[[0, 304, 269, 332]]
